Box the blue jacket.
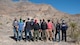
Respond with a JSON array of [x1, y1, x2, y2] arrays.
[[18, 22, 24, 31], [61, 23, 68, 30]]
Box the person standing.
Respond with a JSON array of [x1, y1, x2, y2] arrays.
[[18, 18, 24, 41], [33, 19, 40, 41], [55, 20, 61, 42], [39, 19, 42, 40], [47, 20, 53, 41], [41, 19, 47, 41], [30, 19, 34, 40], [23, 20, 26, 31], [21, 20, 26, 39], [25, 18, 32, 41], [12, 18, 18, 41], [52, 21, 55, 39], [61, 20, 68, 42]]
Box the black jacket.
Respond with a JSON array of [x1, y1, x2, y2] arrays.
[[33, 23, 40, 30], [30, 21, 34, 29], [56, 23, 61, 30], [41, 21, 47, 30], [25, 21, 31, 30]]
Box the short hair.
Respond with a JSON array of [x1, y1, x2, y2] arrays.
[[14, 18, 17, 21], [23, 20, 25, 22], [20, 18, 21, 20], [48, 20, 50, 22], [40, 19, 42, 21], [27, 18, 30, 20]]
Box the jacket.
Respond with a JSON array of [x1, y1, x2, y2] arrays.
[[25, 21, 31, 30], [56, 23, 61, 30], [33, 23, 40, 30], [41, 21, 47, 30], [61, 23, 68, 30]]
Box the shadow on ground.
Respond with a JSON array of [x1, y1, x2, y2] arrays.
[[9, 36, 17, 41], [9, 36, 34, 41]]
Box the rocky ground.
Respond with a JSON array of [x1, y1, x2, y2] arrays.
[[0, 29, 77, 45]]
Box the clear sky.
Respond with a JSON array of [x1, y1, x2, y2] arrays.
[[13, 0, 80, 14]]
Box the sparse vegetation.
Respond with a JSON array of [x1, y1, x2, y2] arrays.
[[70, 22, 80, 42], [6, 21, 10, 24], [0, 22, 2, 25]]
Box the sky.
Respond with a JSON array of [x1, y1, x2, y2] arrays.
[[12, 0, 80, 14]]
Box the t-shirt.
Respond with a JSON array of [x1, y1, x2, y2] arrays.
[[23, 22, 26, 28], [47, 22, 53, 29]]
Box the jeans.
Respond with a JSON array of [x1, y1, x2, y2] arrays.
[[13, 27, 17, 38], [55, 30, 60, 41], [17, 30, 23, 41], [30, 29, 34, 37], [25, 29, 32, 41]]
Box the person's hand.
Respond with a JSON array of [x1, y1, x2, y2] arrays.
[[22, 29, 24, 32], [39, 29, 42, 32], [39, 29, 40, 32], [15, 26, 18, 32]]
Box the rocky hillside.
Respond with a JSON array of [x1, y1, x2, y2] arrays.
[[0, 0, 80, 28]]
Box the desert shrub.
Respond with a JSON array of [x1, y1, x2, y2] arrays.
[[72, 31, 80, 40], [6, 21, 10, 24], [70, 22, 76, 31], [70, 22, 80, 41], [0, 22, 2, 25]]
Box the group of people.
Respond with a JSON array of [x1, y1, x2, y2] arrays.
[[13, 17, 68, 42]]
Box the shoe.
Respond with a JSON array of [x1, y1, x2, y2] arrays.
[[28, 40, 31, 42], [44, 40, 47, 42], [25, 39, 26, 42], [19, 40, 20, 41], [61, 40, 63, 41], [57, 40, 60, 42], [41, 39, 43, 41]]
